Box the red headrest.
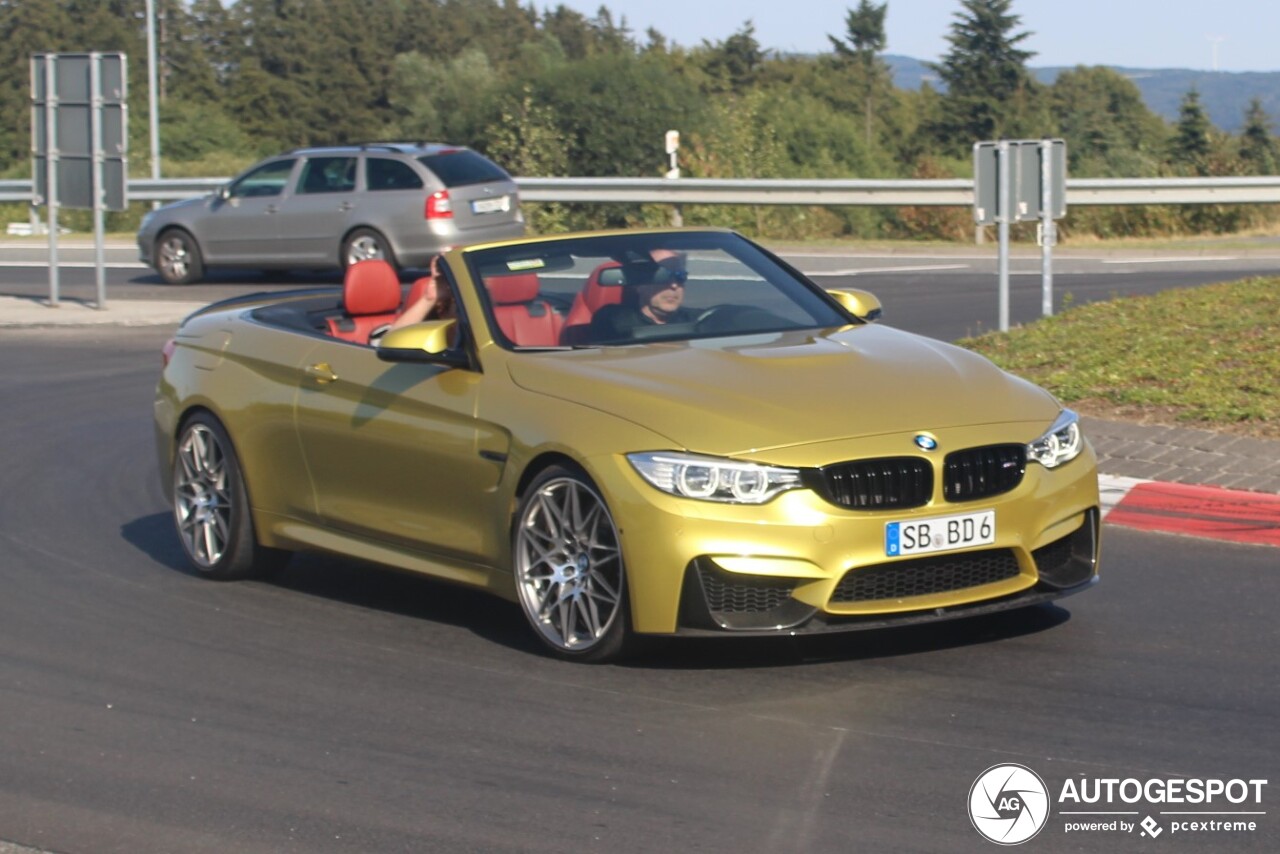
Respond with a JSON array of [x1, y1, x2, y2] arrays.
[[584, 261, 623, 312], [344, 260, 401, 316], [485, 272, 540, 305]]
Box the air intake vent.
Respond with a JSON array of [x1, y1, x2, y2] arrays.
[[831, 549, 1021, 602], [696, 565, 796, 614]]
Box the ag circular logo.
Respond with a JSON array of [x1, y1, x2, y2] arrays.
[[913, 433, 938, 451], [969, 763, 1051, 845]]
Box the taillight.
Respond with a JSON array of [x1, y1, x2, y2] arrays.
[[425, 190, 453, 219], [161, 338, 177, 367]]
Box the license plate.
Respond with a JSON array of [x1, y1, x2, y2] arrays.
[[471, 195, 510, 214], [885, 509, 995, 557]]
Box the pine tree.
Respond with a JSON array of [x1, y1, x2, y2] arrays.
[[927, 0, 1041, 155], [828, 1, 890, 147], [1170, 89, 1213, 176], [1238, 98, 1278, 175]]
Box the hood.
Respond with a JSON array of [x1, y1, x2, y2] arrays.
[[507, 325, 1060, 456], [157, 196, 209, 214]]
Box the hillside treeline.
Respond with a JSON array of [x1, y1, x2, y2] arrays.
[[3, 0, 1278, 240]]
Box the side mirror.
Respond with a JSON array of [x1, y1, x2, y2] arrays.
[[827, 288, 883, 322], [375, 320, 467, 365], [217, 185, 231, 201]]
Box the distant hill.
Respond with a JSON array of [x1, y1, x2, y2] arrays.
[[884, 55, 1279, 134]]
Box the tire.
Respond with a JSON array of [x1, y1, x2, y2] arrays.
[[155, 229, 205, 284], [172, 413, 289, 580], [341, 228, 397, 270], [512, 466, 631, 662]]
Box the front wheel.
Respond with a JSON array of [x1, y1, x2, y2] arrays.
[[172, 413, 289, 579], [155, 229, 204, 284], [512, 466, 631, 662]]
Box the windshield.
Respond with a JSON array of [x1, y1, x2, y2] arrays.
[[463, 231, 852, 350]]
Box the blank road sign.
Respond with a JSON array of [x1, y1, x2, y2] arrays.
[[31, 52, 128, 211], [973, 139, 1066, 225]]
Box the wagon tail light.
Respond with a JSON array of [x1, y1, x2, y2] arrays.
[[161, 338, 177, 367], [425, 190, 453, 220]]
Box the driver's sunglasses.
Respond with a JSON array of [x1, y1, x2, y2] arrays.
[[668, 270, 688, 287]]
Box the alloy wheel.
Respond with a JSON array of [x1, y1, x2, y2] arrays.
[[159, 235, 192, 281], [514, 475, 625, 654], [345, 232, 386, 265], [174, 423, 232, 568]]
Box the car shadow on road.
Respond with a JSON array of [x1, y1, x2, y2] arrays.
[[623, 605, 1072, 670], [121, 511, 538, 651], [121, 512, 194, 574], [122, 511, 1074, 668]]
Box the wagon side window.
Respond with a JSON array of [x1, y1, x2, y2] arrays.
[[366, 157, 424, 191], [227, 159, 296, 199]]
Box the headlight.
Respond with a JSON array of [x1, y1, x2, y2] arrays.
[[627, 452, 802, 504], [1027, 409, 1083, 469]]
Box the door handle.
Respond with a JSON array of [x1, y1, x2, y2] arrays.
[[304, 362, 338, 384], [265, 204, 279, 214], [339, 201, 354, 211]]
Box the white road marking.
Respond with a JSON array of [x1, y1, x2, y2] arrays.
[[1102, 256, 1237, 264], [0, 260, 148, 269], [806, 264, 971, 276]]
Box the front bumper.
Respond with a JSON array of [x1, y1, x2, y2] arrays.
[[674, 510, 1099, 635], [588, 428, 1101, 636]]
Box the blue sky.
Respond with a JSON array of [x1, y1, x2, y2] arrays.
[[541, 0, 1277, 72]]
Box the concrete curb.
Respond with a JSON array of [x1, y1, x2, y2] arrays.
[[0, 295, 201, 328]]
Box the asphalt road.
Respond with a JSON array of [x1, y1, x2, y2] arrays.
[[0, 325, 1276, 853]]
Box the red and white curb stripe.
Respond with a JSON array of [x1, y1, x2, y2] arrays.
[[1099, 474, 1280, 548]]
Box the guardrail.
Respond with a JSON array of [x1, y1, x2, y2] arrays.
[[3, 175, 1280, 207]]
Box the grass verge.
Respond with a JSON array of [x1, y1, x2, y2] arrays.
[[958, 277, 1280, 438]]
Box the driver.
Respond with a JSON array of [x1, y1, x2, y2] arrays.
[[589, 250, 695, 338]]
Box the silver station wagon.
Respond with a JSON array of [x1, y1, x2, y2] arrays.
[[138, 143, 525, 284]]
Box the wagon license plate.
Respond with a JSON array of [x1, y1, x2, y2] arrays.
[[885, 510, 995, 557], [471, 195, 510, 214]]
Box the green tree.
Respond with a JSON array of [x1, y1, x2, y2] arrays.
[[1048, 66, 1165, 177], [226, 0, 320, 147], [483, 88, 572, 233], [165, 0, 229, 104], [927, 0, 1043, 155], [1239, 98, 1278, 175], [542, 5, 595, 60], [531, 52, 704, 180], [385, 48, 502, 145], [681, 89, 790, 235], [1169, 88, 1213, 176], [699, 21, 765, 94], [828, 1, 890, 147], [0, 0, 76, 172]]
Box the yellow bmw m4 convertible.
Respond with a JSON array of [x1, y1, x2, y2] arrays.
[[155, 228, 1099, 662]]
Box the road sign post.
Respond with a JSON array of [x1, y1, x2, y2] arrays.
[[974, 139, 1066, 331], [31, 52, 128, 309]]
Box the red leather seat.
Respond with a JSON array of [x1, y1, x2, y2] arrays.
[[560, 261, 623, 345], [485, 272, 563, 347], [327, 259, 402, 344]]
